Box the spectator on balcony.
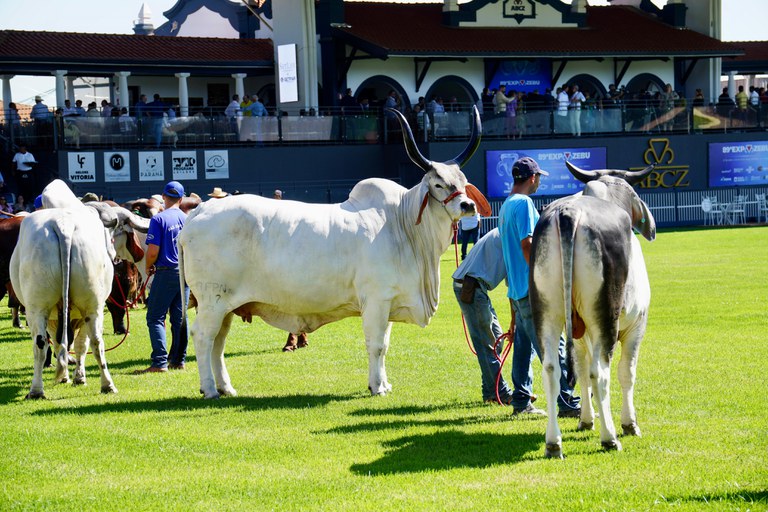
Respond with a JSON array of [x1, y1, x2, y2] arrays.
[[134, 94, 148, 118], [446, 96, 461, 112], [85, 102, 100, 118], [54, 108, 81, 149], [147, 93, 168, 148], [569, 84, 585, 136], [73, 99, 86, 117], [555, 84, 570, 133], [480, 87, 494, 118], [225, 94, 241, 119], [240, 94, 253, 117], [692, 88, 705, 107], [749, 86, 760, 108], [100, 99, 113, 118], [340, 88, 357, 113], [716, 87, 735, 118], [358, 97, 371, 114], [31, 96, 51, 122], [119, 107, 136, 135], [6, 102, 21, 128], [246, 94, 268, 117], [660, 83, 679, 131], [493, 85, 512, 116], [62, 99, 77, 117]]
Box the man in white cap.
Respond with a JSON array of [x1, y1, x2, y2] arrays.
[[136, 180, 189, 373], [273, 189, 282, 199]]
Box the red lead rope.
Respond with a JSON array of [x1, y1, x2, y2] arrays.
[[61, 271, 153, 355]]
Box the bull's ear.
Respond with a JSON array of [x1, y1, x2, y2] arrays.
[[632, 197, 656, 241], [465, 183, 491, 217]]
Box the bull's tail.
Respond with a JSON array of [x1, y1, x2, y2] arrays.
[[178, 239, 188, 332], [54, 218, 75, 352], [558, 206, 581, 388]]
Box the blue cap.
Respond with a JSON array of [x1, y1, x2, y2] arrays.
[[512, 157, 549, 180], [163, 181, 185, 198], [34, 195, 43, 209]]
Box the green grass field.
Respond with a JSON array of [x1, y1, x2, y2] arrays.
[[1, 226, 766, 511]]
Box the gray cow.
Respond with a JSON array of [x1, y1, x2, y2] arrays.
[[529, 162, 655, 458]]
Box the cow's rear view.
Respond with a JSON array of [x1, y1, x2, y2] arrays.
[[530, 163, 655, 458]]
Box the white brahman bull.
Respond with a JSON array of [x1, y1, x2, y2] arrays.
[[11, 180, 149, 398], [529, 162, 655, 458], [179, 107, 491, 399]]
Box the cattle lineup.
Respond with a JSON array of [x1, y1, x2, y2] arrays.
[[6, 107, 657, 459]]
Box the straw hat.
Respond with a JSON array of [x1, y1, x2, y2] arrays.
[[208, 187, 229, 198]]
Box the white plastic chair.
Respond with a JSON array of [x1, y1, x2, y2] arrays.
[[756, 193, 768, 223], [725, 195, 747, 225], [701, 196, 723, 226]]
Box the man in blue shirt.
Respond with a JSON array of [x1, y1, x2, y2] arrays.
[[498, 157, 580, 416], [452, 228, 514, 404], [136, 180, 189, 373]]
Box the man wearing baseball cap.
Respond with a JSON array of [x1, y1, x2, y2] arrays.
[[136, 180, 189, 373], [498, 157, 580, 417]]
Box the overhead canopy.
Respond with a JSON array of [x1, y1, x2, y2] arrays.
[[722, 41, 768, 74]]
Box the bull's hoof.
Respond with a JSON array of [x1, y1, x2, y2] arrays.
[[101, 385, 118, 394], [545, 443, 564, 459], [297, 333, 308, 348], [281, 345, 296, 353], [601, 440, 622, 451], [67, 356, 77, 365], [12, 320, 21, 329], [217, 386, 237, 397], [622, 423, 642, 437], [577, 421, 594, 431], [73, 377, 86, 386], [25, 391, 46, 400], [201, 389, 221, 399], [57, 377, 70, 384]]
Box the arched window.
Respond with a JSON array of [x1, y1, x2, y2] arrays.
[[355, 75, 409, 112], [424, 75, 480, 112]]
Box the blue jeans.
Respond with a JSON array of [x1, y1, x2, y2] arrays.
[[510, 295, 580, 412], [146, 268, 189, 368], [453, 281, 513, 402], [460, 227, 479, 260]]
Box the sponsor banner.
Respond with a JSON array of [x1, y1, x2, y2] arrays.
[[138, 151, 165, 181], [104, 152, 130, 182], [486, 147, 607, 198], [708, 141, 768, 187], [278, 43, 299, 103], [204, 150, 229, 180], [488, 59, 552, 95], [67, 152, 96, 183], [172, 151, 198, 181]]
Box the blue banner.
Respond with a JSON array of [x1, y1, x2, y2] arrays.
[[488, 60, 552, 94], [708, 141, 768, 187], [485, 147, 607, 198]]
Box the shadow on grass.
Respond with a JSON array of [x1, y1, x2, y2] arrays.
[[348, 404, 474, 417], [669, 489, 768, 506], [325, 414, 492, 435], [30, 392, 360, 416], [0, 327, 28, 344], [350, 430, 541, 474], [0, 384, 24, 403]]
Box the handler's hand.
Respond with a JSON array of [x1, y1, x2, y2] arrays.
[[147, 265, 156, 277]]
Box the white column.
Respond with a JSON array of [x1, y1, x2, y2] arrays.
[[115, 71, 130, 113], [53, 70, 67, 110], [175, 72, 190, 116], [232, 73, 246, 101], [727, 71, 736, 100], [1, 75, 13, 110], [66, 76, 76, 103]]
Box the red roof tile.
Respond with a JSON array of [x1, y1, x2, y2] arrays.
[[0, 30, 273, 68], [337, 3, 741, 58]]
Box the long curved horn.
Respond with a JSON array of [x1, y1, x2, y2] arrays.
[[621, 164, 656, 185], [566, 161, 655, 186], [388, 108, 432, 172], [449, 105, 482, 168], [113, 206, 151, 233], [86, 201, 118, 228], [565, 161, 599, 184]]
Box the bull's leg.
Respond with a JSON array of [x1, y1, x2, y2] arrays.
[[71, 327, 89, 386], [573, 338, 595, 431], [12, 306, 21, 329], [86, 313, 117, 394], [191, 309, 225, 399], [362, 307, 392, 396], [592, 346, 621, 451], [540, 326, 564, 459], [618, 327, 644, 437], [52, 336, 70, 385], [211, 312, 236, 397], [26, 312, 49, 399]]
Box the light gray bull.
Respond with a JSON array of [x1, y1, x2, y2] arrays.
[[530, 162, 655, 458]]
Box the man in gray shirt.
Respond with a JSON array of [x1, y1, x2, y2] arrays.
[[452, 228, 516, 405]]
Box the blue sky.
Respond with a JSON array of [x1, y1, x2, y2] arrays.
[[1, 0, 763, 103]]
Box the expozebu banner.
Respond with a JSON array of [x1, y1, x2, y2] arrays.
[[709, 140, 768, 187], [485, 147, 607, 198]]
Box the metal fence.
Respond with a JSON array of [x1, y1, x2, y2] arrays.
[[2, 98, 767, 151]]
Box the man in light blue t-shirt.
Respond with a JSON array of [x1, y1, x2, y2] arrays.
[[498, 157, 580, 416]]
